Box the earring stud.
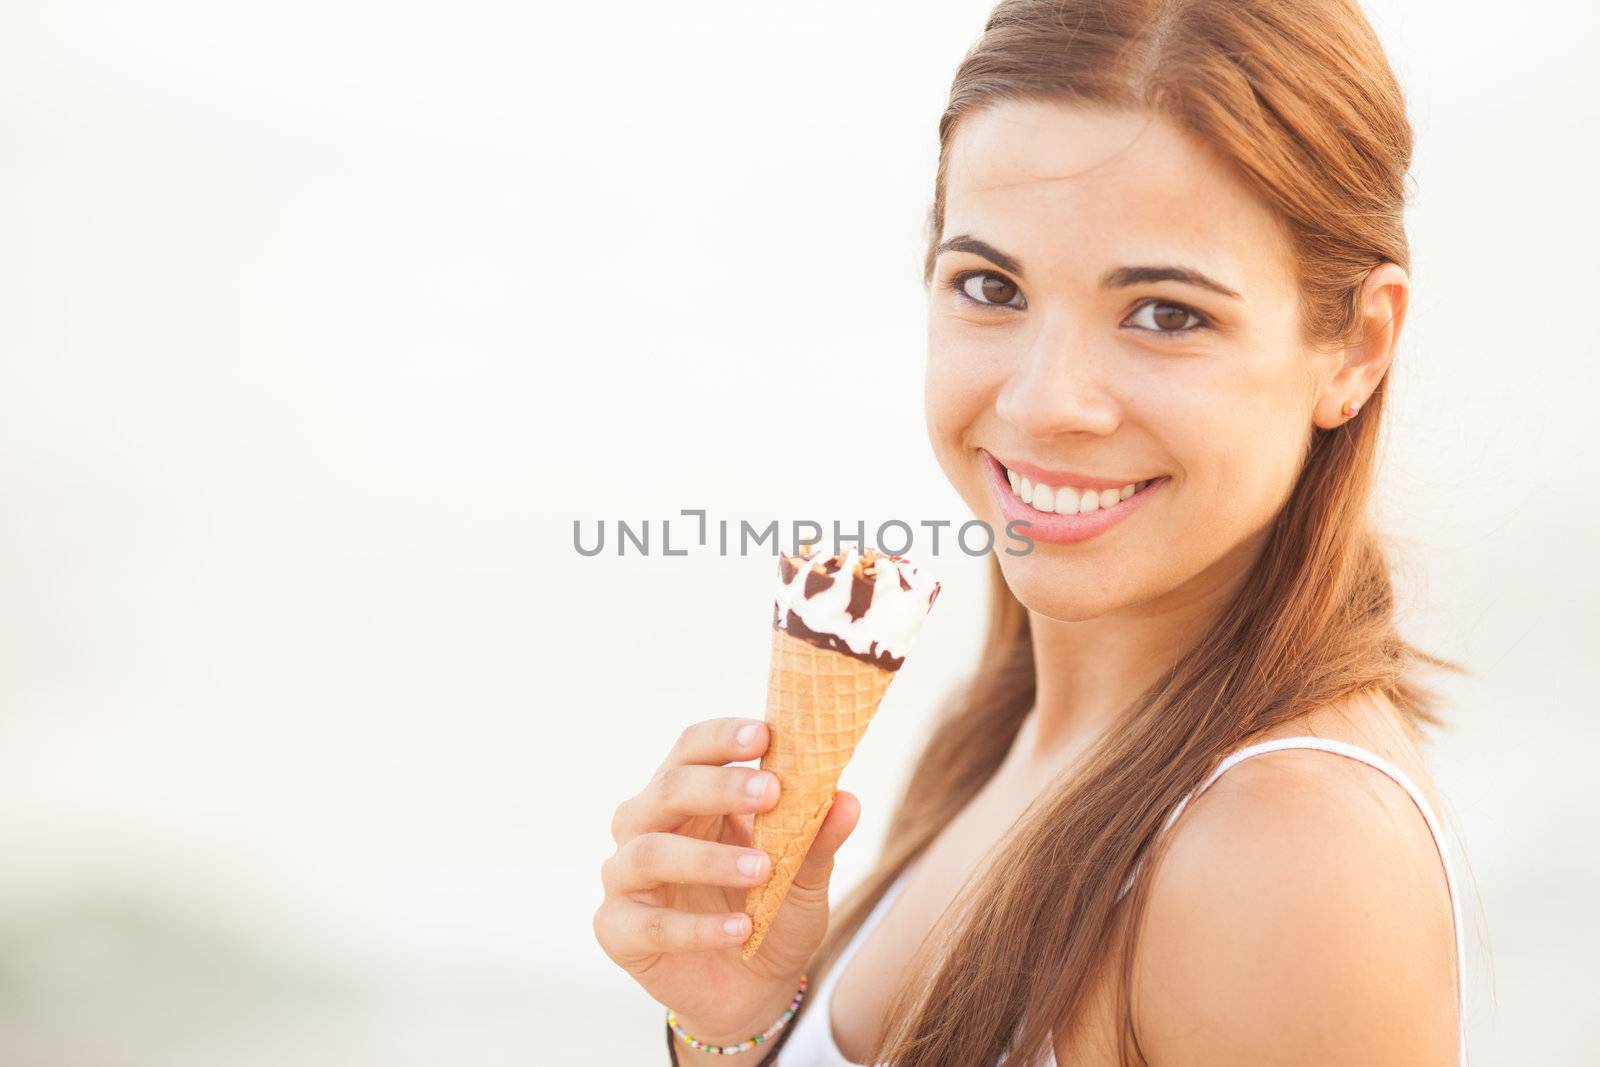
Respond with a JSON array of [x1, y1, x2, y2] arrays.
[[1341, 400, 1361, 419]]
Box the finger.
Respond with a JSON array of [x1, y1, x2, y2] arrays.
[[602, 831, 773, 896], [724, 810, 755, 849], [656, 717, 769, 778], [790, 790, 862, 896], [594, 896, 752, 964], [613, 763, 780, 844]]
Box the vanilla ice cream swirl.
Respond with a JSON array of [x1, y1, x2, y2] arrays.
[[770, 546, 940, 671]]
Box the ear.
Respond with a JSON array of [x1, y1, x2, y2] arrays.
[[1311, 262, 1408, 430]]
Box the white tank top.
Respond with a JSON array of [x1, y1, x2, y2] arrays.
[[778, 736, 1467, 1067]]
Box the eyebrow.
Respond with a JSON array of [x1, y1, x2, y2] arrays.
[[935, 234, 1243, 301]]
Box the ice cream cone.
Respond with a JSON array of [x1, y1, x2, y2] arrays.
[[737, 546, 940, 961], [741, 626, 896, 959]]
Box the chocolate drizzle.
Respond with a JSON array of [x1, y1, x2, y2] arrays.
[[770, 546, 938, 672], [772, 603, 904, 671], [803, 567, 836, 598], [844, 569, 874, 622]]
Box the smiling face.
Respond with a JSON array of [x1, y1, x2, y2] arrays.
[[926, 101, 1347, 622]]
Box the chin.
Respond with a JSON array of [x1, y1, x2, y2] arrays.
[[994, 549, 1146, 622]]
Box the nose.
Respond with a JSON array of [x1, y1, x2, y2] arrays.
[[993, 323, 1122, 441]]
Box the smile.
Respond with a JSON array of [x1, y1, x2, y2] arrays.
[[980, 449, 1169, 546]]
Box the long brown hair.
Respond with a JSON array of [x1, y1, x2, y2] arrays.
[[795, 1, 1471, 1064]]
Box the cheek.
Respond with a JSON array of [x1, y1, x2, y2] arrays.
[[1163, 359, 1310, 519], [923, 332, 998, 452], [922, 365, 968, 450]]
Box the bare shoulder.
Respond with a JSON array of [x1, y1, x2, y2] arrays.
[[1129, 746, 1460, 1066]]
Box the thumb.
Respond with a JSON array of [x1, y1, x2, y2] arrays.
[[790, 789, 861, 895]]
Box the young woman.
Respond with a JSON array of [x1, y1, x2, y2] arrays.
[[596, 1, 1470, 1063]]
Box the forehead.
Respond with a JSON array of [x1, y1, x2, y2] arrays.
[[943, 100, 1293, 296]]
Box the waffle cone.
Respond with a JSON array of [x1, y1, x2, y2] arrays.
[[741, 627, 896, 960]]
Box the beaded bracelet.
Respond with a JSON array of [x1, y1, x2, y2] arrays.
[[665, 997, 805, 1067], [665, 975, 808, 1059]]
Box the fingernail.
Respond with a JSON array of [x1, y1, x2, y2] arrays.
[[745, 772, 772, 798], [736, 722, 760, 747], [723, 915, 748, 936], [737, 852, 764, 877]]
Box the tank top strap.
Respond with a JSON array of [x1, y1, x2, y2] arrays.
[[813, 864, 915, 1004], [822, 737, 1467, 1065], [786, 866, 917, 1067], [1120, 735, 1466, 1063]]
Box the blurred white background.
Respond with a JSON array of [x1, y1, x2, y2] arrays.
[[1, 1, 1596, 1063]]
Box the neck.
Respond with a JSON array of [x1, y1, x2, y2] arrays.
[[1018, 541, 1258, 769]]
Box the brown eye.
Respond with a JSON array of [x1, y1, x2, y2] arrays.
[[1128, 299, 1207, 336], [954, 271, 1023, 308], [1152, 303, 1190, 329]]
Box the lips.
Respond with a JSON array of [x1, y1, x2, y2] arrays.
[[992, 454, 1161, 495], [980, 449, 1168, 547]]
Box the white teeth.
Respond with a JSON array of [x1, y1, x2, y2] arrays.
[[1003, 468, 1156, 513]]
